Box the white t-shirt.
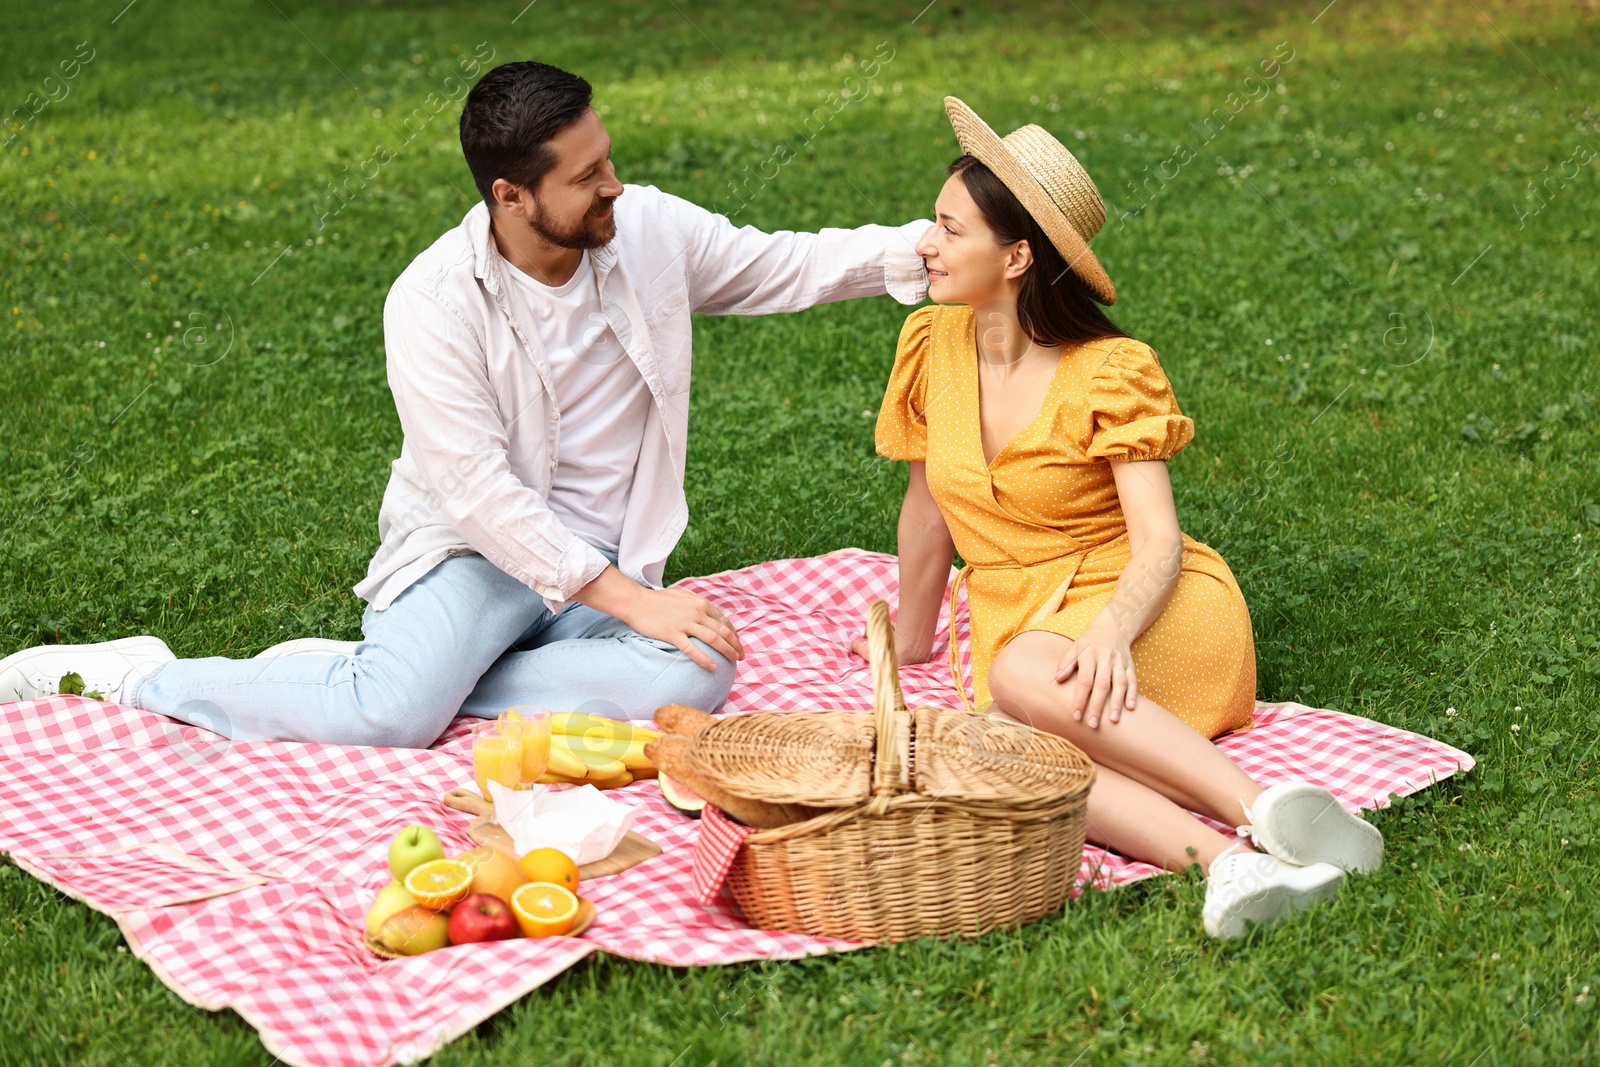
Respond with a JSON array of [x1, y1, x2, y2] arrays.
[[504, 252, 650, 557]]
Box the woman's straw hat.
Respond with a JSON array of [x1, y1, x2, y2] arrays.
[[943, 96, 1117, 305]]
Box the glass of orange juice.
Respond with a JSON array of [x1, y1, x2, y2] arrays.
[[472, 720, 523, 802], [501, 706, 552, 785]]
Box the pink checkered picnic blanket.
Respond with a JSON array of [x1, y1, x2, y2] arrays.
[[0, 549, 1474, 1067]]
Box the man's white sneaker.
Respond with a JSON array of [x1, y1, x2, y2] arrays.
[[254, 638, 361, 658], [1202, 844, 1344, 940], [1238, 781, 1384, 874], [0, 636, 175, 704]]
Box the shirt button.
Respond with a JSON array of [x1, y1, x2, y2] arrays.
[[550, 410, 560, 422]]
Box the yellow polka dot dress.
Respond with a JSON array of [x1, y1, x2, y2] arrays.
[[875, 305, 1256, 740]]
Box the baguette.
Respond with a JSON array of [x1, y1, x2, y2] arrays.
[[654, 703, 718, 738]]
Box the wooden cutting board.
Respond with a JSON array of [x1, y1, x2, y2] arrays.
[[441, 788, 661, 879]]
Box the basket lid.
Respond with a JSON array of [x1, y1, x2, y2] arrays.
[[688, 709, 877, 807], [687, 599, 1091, 809], [911, 706, 1094, 803]]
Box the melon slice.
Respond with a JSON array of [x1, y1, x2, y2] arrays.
[[659, 773, 706, 818]]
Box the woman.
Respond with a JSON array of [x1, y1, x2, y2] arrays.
[[855, 98, 1384, 939]]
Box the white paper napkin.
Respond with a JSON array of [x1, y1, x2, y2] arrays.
[[486, 780, 640, 865]]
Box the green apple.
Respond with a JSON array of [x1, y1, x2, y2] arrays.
[[363, 880, 418, 940], [375, 904, 450, 956], [387, 824, 444, 881]]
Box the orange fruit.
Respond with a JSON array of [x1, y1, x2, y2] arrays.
[[403, 858, 473, 911], [456, 846, 529, 905], [519, 847, 580, 893], [511, 881, 580, 938]]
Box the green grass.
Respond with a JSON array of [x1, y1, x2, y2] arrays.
[[2, 0, 1597, 1063]]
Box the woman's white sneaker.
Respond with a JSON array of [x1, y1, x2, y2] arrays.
[[1202, 844, 1344, 940], [1239, 781, 1385, 874], [0, 636, 175, 704]]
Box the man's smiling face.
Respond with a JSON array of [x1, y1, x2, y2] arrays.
[[522, 108, 624, 250]]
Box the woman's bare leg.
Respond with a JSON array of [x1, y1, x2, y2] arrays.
[[1084, 761, 1245, 876], [988, 630, 1264, 829]]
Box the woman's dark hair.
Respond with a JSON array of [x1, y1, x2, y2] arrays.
[[947, 155, 1126, 347], [460, 62, 593, 205]]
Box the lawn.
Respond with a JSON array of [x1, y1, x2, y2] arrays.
[[1, 0, 1596, 1063]]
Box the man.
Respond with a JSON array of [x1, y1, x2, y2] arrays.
[[0, 61, 929, 748]]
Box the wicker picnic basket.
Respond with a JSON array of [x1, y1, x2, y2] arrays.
[[690, 600, 1095, 943]]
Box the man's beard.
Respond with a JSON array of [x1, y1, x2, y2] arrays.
[[527, 195, 617, 250]]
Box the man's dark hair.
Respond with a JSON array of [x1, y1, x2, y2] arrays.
[[948, 154, 1126, 348], [460, 62, 593, 205]]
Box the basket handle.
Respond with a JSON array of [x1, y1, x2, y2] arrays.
[[866, 599, 907, 797]]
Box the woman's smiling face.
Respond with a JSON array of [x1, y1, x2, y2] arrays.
[[916, 173, 1019, 307]]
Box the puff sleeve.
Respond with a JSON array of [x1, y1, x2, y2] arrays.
[[1084, 340, 1195, 462], [874, 306, 936, 461]]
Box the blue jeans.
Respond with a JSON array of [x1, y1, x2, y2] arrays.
[[130, 552, 735, 748]]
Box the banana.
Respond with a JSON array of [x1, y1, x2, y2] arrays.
[[549, 738, 627, 781], [620, 737, 655, 771], [532, 771, 585, 785], [551, 712, 627, 739], [546, 744, 590, 779], [551, 711, 662, 744], [553, 735, 640, 767], [532, 770, 633, 788], [570, 732, 654, 771], [556, 731, 656, 771], [569, 752, 628, 780]]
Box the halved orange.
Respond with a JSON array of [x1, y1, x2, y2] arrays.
[[511, 881, 580, 937], [519, 847, 580, 893], [403, 858, 473, 911]]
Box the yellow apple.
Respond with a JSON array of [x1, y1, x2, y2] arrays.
[[363, 881, 417, 940], [376, 904, 450, 956]]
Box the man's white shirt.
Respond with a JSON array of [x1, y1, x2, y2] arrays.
[[355, 185, 930, 614], [502, 250, 647, 558]]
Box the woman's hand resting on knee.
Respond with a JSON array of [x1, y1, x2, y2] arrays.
[[1055, 618, 1139, 729], [1055, 462, 1183, 729]]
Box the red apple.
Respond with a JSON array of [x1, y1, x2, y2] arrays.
[[447, 893, 519, 945]]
